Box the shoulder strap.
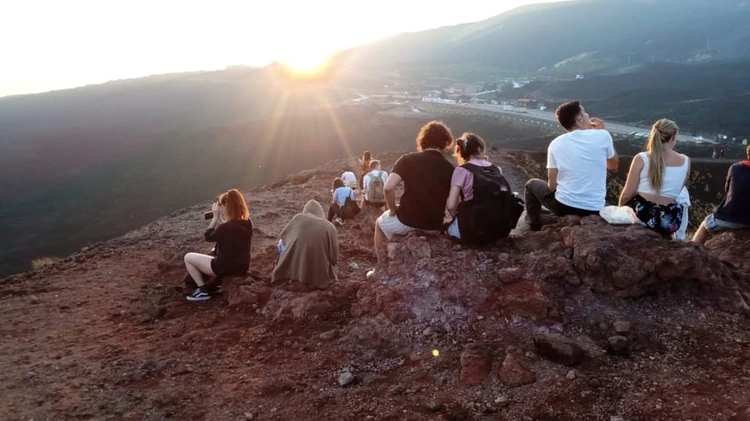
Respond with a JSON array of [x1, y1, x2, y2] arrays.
[[461, 162, 501, 176]]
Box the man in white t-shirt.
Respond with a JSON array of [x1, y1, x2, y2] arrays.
[[341, 170, 358, 189], [362, 160, 388, 208], [524, 100, 619, 231]]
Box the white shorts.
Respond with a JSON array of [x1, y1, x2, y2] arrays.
[[376, 211, 439, 239]]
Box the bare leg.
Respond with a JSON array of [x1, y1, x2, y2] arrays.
[[691, 222, 710, 245], [374, 221, 387, 264], [184, 252, 216, 287]]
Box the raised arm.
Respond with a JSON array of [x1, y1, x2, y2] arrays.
[[607, 151, 620, 171], [603, 129, 619, 171]]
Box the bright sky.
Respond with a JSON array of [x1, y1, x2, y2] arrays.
[[1, 0, 564, 97]]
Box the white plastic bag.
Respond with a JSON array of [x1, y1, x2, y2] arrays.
[[599, 206, 639, 225]]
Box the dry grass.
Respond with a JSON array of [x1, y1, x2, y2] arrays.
[[31, 257, 61, 270]]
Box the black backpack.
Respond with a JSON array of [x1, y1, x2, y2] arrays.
[[339, 196, 361, 220], [456, 163, 524, 245]]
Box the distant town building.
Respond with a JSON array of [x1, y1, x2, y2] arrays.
[[517, 98, 538, 109], [421, 97, 457, 105]]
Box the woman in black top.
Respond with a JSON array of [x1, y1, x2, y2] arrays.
[[185, 189, 253, 301]]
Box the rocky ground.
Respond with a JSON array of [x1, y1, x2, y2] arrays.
[[1, 150, 749, 421]]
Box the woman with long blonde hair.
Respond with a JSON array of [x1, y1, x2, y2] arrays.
[[618, 119, 690, 235], [184, 188, 253, 301]]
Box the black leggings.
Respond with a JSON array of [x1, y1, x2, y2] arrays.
[[327, 203, 341, 222]]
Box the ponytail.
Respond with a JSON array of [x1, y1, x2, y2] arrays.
[[646, 118, 679, 193]]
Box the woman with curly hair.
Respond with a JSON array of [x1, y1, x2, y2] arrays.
[[184, 189, 253, 301], [373, 120, 455, 263]]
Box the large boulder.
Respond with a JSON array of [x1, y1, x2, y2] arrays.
[[560, 216, 750, 312], [354, 216, 750, 327]]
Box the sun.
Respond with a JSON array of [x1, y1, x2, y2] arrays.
[[278, 51, 330, 75]]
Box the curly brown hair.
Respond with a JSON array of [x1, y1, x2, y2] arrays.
[[416, 121, 454, 152]]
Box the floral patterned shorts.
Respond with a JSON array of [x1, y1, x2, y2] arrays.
[[628, 195, 683, 235]]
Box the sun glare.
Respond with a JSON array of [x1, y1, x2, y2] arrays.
[[279, 51, 331, 75]]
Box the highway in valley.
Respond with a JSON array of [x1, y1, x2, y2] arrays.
[[421, 102, 701, 143]]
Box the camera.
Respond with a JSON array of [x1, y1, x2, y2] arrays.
[[204, 194, 226, 220]]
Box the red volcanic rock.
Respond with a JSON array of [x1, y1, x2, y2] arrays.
[[704, 229, 750, 274], [534, 334, 588, 367], [459, 343, 491, 386], [498, 353, 536, 387], [560, 216, 750, 313], [224, 276, 272, 307]]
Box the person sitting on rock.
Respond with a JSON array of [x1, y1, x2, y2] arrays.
[[446, 132, 519, 244], [327, 177, 359, 224], [374, 120, 455, 263], [184, 189, 253, 301], [362, 159, 388, 209], [692, 145, 750, 244], [273, 200, 338, 289], [618, 119, 690, 235], [358, 150, 372, 190], [524, 100, 619, 231], [340, 169, 358, 190]]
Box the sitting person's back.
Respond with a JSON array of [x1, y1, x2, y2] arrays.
[[693, 145, 750, 244], [524, 101, 619, 231], [362, 159, 388, 207], [273, 200, 338, 289], [341, 170, 358, 189], [373, 120, 455, 263], [328, 177, 359, 222], [618, 119, 690, 235], [446, 133, 520, 244]]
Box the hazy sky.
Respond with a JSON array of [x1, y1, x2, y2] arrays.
[[1, 0, 566, 97]]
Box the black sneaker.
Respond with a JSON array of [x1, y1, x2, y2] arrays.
[[186, 287, 211, 302]]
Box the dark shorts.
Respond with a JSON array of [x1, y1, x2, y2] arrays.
[[210, 259, 249, 278]]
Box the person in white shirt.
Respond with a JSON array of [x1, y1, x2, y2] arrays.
[[362, 160, 388, 208], [341, 170, 358, 190], [618, 119, 690, 236], [524, 100, 619, 231]]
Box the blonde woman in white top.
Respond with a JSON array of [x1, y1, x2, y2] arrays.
[[618, 118, 690, 235]]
